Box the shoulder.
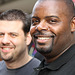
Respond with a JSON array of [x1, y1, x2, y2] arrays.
[[32, 57, 41, 62], [30, 57, 41, 64], [27, 57, 41, 67], [0, 60, 6, 70], [0, 60, 5, 65], [31, 57, 41, 64]]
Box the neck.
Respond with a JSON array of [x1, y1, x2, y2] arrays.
[[5, 50, 32, 69]]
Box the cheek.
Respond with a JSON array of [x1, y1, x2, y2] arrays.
[[52, 24, 70, 35], [30, 26, 36, 36], [0, 39, 2, 44], [12, 37, 25, 46], [50, 24, 69, 40], [13, 38, 26, 53], [54, 26, 71, 44]]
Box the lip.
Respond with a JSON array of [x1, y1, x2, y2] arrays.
[[37, 37, 52, 43], [0, 46, 14, 53], [34, 35, 55, 43]]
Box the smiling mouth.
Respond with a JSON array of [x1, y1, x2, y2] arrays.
[[34, 34, 55, 40], [33, 34, 55, 44], [0, 46, 14, 53], [38, 37, 50, 40], [1, 47, 12, 50]]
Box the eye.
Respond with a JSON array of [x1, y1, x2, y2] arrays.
[[9, 33, 18, 38], [31, 17, 40, 26], [0, 33, 4, 38], [32, 19, 39, 26], [47, 19, 58, 24], [50, 19, 58, 23], [45, 16, 60, 25]]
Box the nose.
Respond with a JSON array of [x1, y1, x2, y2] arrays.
[[36, 20, 49, 31], [1, 34, 10, 44]]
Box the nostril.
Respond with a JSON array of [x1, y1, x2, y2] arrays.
[[36, 25, 44, 31], [2, 43, 10, 46], [36, 25, 49, 31]]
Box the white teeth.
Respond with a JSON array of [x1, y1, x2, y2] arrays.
[[2, 48, 11, 50], [38, 37, 50, 40]]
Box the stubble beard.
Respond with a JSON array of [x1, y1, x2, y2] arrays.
[[0, 53, 13, 62]]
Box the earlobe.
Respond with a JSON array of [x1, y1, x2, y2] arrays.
[[71, 17, 75, 32], [26, 32, 32, 45]]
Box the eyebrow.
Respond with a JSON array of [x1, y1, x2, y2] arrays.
[[9, 32, 19, 35], [45, 16, 60, 19], [32, 16, 40, 20], [0, 32, 19, 35], [32, 16, 60, 19]]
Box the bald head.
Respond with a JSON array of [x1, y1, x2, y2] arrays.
[[33, 0, 75, 19]]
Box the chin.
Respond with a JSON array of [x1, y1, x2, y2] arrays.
[[36, 46, 53, 54], [1, 56, 13, 62]]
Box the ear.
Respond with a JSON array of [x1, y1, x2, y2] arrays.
[[71, 17, 75, 32], [26, 32, 32, 45]]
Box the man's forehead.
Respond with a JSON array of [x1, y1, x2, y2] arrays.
[[34, 0, 73, 13], [32, 0, 74, 20], [34, 0, 68, 12]]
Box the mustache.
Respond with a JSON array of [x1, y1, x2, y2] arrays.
[[33, 31, 56, 38]]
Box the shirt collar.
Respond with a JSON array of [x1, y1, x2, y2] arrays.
[[35, 44, 75, 70]]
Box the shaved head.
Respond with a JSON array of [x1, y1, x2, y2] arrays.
[[33, 0, 75, 20]]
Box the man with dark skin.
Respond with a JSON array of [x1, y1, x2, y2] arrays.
[[30, 0, 75, 75]]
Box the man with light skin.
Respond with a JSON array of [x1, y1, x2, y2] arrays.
[[30, 0, 75, 75], [0, 9, 40, 75]]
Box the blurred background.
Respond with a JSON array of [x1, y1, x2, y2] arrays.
[[0, 0, 74, 14], [0, 0, 36, 14]]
